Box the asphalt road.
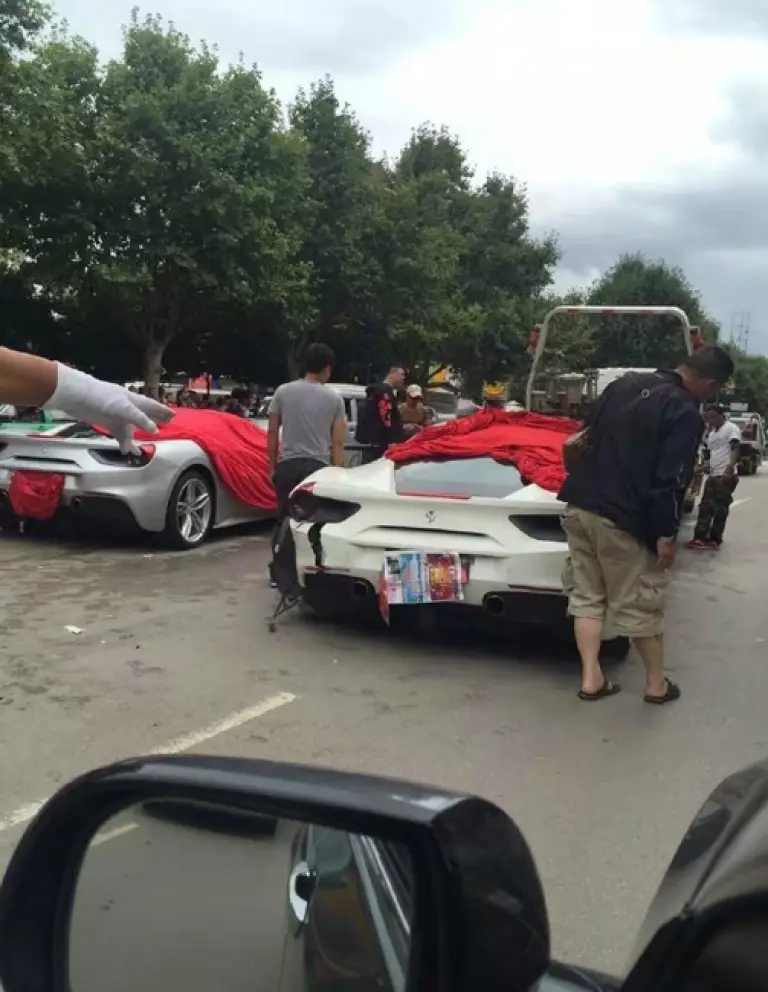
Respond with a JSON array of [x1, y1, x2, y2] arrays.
[[1, 476, 767, 978]]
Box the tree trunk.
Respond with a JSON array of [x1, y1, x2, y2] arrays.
[[286, 354, 301, 380], [143, 340, 166, 398]]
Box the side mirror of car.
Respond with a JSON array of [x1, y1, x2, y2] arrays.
[[0, 756, 551, 992], [623, 758, 768, 992]]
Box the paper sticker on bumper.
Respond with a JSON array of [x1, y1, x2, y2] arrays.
[[381, 551, 465, 606]]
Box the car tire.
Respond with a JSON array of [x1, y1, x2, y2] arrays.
[[600, 636, 631, 661], [163, 469, 215, 550], [0, 499, 19, 531]]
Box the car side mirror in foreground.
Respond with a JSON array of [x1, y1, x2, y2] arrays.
[[0, 756, 551, 992]]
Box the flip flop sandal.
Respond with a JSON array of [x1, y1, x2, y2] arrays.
[[644, 679, 681, 705], [578, 680, 621, 701]]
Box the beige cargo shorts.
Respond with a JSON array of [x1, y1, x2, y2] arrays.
[[561, 506, 671, 638]]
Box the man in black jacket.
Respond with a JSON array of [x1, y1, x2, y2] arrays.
[[559, 346, 734, 704], [357, 364, 407, 463]]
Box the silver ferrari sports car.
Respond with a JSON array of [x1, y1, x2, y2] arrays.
[[0, 422, 274, 549]]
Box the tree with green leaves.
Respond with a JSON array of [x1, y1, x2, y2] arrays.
[[2, 12, 312, 392], [287, 77, 377, 375], [454, 172, 558, 388], [586, 253, 720, 369], [533, 289, 596, 371], [2, 6, 746, 397], [726, 347, 768, 416], [0, 0, 49, 65], [368, 127, 558, 390]]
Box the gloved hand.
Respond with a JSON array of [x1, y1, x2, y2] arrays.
[[44, 363, 173, 453]]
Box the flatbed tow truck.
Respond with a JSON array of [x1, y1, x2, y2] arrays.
[[728, 410, 765, 476], [523, 304, 706, 511]]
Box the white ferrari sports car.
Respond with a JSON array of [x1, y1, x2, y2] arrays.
[[288, 452, 627, 652]]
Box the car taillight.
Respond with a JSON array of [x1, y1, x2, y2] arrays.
[[89, 444, 156, 467], [509, 514, 567, 542], [289, 484, 360, 524], [136, 444, 156, 463]]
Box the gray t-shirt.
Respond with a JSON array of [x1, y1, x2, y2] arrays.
[[271, 379, 345, 464]]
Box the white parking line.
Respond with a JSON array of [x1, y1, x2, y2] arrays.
[[93, 823, 138, 847], [732, 497, 751, 509], [0, 692, 297, 837]]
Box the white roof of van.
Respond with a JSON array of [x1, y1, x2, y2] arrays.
[[329, 382, 367, 397]]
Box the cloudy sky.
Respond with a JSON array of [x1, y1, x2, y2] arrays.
[[57, 0, 768, 351]]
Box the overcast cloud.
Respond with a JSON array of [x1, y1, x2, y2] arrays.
[[57, 0, 768, 351]]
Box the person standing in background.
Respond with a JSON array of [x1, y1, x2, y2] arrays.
[[267, 343, 346, 586], [687, 405, 741, 550], [399, 384, 433, 436], [355, 364, 406, 463]]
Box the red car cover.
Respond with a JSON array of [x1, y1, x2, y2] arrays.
[[386, 408, 580, 493], [113, 408, 277, 512]]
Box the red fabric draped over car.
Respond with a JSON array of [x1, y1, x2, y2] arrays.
[[385, 408, 580, 493], [96, 409, 277, 512]]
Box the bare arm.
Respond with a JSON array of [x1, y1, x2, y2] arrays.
[[0, 348, 58, 405], [267, 411, 280, 475], [725, 437, 741, 475], [331, 415, 346, 467]]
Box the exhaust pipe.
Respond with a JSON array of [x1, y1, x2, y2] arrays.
[[484, 594, 506, 617], [351, 580, 371, 601]]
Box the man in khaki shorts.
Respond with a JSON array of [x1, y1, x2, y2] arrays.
[[558, 346, 734, 704]]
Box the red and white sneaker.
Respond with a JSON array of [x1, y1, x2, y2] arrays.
[[686, 538, 716, 549]]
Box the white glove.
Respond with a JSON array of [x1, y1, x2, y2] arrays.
[[43, 363, 174, 453]]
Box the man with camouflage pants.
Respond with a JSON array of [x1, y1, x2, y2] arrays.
[[687, 405, 741, 550]]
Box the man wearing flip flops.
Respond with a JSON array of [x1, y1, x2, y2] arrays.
[[558, 346, 734, 705]]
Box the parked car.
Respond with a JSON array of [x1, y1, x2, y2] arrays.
[[0, 415, 274, 549], [288, 453, 627, 654], [0, 407, 77, 435], [3, 753, 765, 992]]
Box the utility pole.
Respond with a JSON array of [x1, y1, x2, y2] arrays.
[[729, 311, 751, 352]]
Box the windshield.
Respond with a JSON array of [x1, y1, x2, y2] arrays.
[[394, 457, 524, 498]]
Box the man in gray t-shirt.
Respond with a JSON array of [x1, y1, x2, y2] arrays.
[[267, 341, 346, 528], [270, 379, 345, 466]]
